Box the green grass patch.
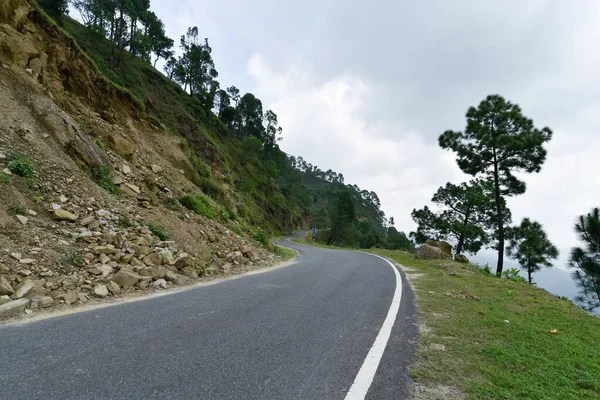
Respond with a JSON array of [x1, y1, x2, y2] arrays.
[[365, 249, 600, 400], [8, 203, 26, 214], [148, 223, 170, 241], [6, 151, 35, 177], [60, 253, 85, 268], [273, 245, 298, 261], [92, 164, 121, 195], [179, 194, 215, 219], [163, 197, 182, 211]]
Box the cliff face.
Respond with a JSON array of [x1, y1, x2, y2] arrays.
[[0, 1, 288, 320]]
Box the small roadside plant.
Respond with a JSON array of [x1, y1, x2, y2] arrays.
[[501, 268, 528, 284], [118, 216, 134, 228], [8, 203, 26, 214], [0, 174, 10, 185], [179, 194, 215, 219], [148, 223, 170, 241], [7, 151, 35, 177], [164, 197, 182, 211], [60, 253, 85, 268], [95, 138, 106, 150], [92, 164, 121, 195]]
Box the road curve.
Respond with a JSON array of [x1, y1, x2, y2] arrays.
[[0, 237, 418, 399]]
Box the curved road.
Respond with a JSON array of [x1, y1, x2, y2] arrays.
[[0, 237, 418, 399]]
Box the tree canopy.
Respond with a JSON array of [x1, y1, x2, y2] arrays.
[[439, 94, 553, 276]]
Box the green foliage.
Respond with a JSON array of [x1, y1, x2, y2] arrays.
[[118, 216, 134, 228], [439, 94, 553, 277], [507, 218, 558, 284], [327, 189, 357, 246], [94, 138, 105, 150], [37, 0, 69, 17], [0, 174, 11, 185], [8, 204, 26, 215], [179, 194, 215, 219], [60, 253, 85, 268], [569, 207, 600, 311], [148, 223, 170, 241], [273, 245, 297, 260], [92, 164, 121, 195], [501, 268, 528, 284], [163, 197, 182, 211], [6, 151, 35, 178]]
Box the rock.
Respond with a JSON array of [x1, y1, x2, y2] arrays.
[[10, 253, 21, 261], [174, 255, 192, 269], [175, 274, 190, 285], [87, 267, 102, 276], [226, 251, 244, 263], [221, 263, 232, 274], [0, 276, 15, 296], [180, 266, 198, 279], [92, 246, 116, 255], [93, 284, 109, 298], [53, 209, 78, 222], [437, 241, 452, 257], [59, 195, 68, 203], [99, 253, 111, 264], [111, 269, 142, 288], [207, 232, 216, 242], [455, 254, 469, 263], [80, 216, 95, 226], [0, 295, 12, 305], [95, 209, 111, 218], [27, 209, 37, 216], [77, 293, 89, 303], [164, 270, 178, 283], [0, 266, 10, 274], [31, 295, 53, 308], [19, 259, 35, 265], [0, 298, 29, 318], [132, 246, 152, 258], [106, 281, 121, 295], [14, 280, 35, 298], [151, 164, 163, 173], [415, 244, 444, 260], [0, 152, 5, 160], [130, 257, 146, 268], [159, 249, 174, 265], [241, 246, 259, 262], [142, 252, 163, 266], [121, 163, 132, 175], [125, 183, 140, 194], [109, 135, 135, 157], [16, 215, 29, 225], [64, 290, 77, 305], [137, 280, 149, 290], [429, 343, 446, 351], [18, 269, 32, 276], [152, 279, 167, 289]]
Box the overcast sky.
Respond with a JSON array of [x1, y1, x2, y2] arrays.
[[149, 0, 600, 284]]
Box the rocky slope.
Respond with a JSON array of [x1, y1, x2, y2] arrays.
[[0, 0, 287, 320]]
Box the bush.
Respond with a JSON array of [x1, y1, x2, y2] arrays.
[[92, 164, 121, 195], [95, 138, 105, 150], [6, 151, 35, 177], [502, 268, 527, 283], [179, 195, 215, 219], [194, 175, 224, 200], [148, 223, 170, 241], [8, 204, 26, 214], [164, 197, 182, 211]]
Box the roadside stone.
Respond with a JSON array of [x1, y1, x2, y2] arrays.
[[14, 280, 35, 298], [415, 244, 444, 260], [30, 295, 54, 308], [152, 279, 167, 289], [77, 293, 89, 303], [164, 270, 178, 283], [106, 281, 121, 295], [125, 183, 140, 194], [241, 246, 259, 262], [143, 252, 163, 266], [111, 269, 142, 287], [97, 265, 113, 277], [429, 343, 446, 351], [137, 280, 149, 290], [159, 249, 174, 265], [59, 195, 68, 203], [18, 269, 32, 275], [151, 164, 163, 173], [87, 267, 103, 276], [93, 284, 109, 298], [0, 266, 10, 274], [53, 209, 78, 221], [95, 209, 111, 218], [121, 164, 131, 175], [10, 253, 21, 261], [0, 298, 29, 318], [99, 253, 111, 264], [19, 259, 35, 265], [27, 209, 37, 216], [0, 276, 15, 296], [80, 216, 95, 226], [16, 215, 29, 225], [64, 290, 77, 305], [111, 175, 124, 185], [455, 254, 469, 263], [130, 257, 145, 268], [180, 266, 198, 279], [175, 274, 190, 285]]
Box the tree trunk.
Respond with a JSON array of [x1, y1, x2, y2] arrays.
[[528, 267, 532, 284], [492, 151, 505, 277], [456, 235, 465, 255]]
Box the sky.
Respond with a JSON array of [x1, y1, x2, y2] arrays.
[[145, 0, 600, 297]]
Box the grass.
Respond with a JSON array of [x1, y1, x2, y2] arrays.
[[6, 151, 35, 177], [92, 165, 121, 195], [8, 203, 26, 214], [60, 253, 85, 268], [148, 223, 170, 241], [367, 249, 600, 400], [179, 194, 216, 220], [163, 197, 182, 211], [273, 245, 298, 261]]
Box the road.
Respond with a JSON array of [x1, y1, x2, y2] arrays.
[[0, 237, 418, 400]]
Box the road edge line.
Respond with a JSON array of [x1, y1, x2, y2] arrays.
[[344, 252, 403, 400]]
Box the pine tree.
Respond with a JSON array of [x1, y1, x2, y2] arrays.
[[569, 207, 600, 311]]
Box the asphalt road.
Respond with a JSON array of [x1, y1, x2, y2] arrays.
[[0, 237, 418, 400]]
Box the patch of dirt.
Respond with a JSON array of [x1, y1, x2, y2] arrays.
[[412, 384, 465, 400]]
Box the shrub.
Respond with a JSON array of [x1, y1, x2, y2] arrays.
[[95, 138, 105, 150], [502, 268, 527, 283], [118, 216, 134, 228], [194, 175, 224, 200], [60, 253, 85, 268], [8, 204, 26, 214], [179, 195, 215, 219], [164, 197, 182, 211], [92, 164, 121, 195], [148, 223, 170, 241], [6, 151, 35, 177], [0, 174, 10, 185]]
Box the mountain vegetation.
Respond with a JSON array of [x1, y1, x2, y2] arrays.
[[35, 0, 405, 250]]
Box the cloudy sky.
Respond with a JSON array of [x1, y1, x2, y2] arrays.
[[147, 0, 600, 295]]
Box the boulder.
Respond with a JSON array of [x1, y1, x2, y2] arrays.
[[415, 244, 444, 260], [106, 281, 121, 295], [241, 246, 259, 262], [151, 164, 163, 173], [93, 284, 109, 298], [0, 276, 14, 296], [455, 254, 469, 263], [63, 290, 77, 305], [80, 216, 95, 226], [111, 269, 142, 288], [14, 280, 35, 298], [437, 241, 453, 257], [16, 215, 29, 225], [180, 266, 198, 279], [32, 296, 54, 308], [175, 274, 190, 285], [53, 209, 78, 221], [0, 299, 29, 318], [152, 279, 167, 289], [142, 252, 163, 266], [174, 255, 192, 269], [164, 270, 178, 283]]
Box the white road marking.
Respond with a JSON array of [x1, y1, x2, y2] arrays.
[[344, 253, 402, 400]]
